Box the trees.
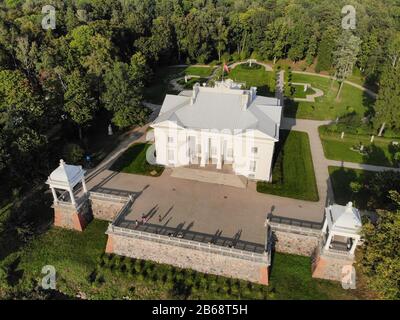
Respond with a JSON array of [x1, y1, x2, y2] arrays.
[[360, 191, 400, 299], [332, 31, 361, 100], [102, 54, 148, 129], [64, 70, 97, 140], [373, 63, 400, 135], [0, 70, 46, 182], [315, 27, 337, 73], [213, 17, 229, 62], [260, 18, 289, 63]]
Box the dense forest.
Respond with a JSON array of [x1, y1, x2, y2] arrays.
[[0, 0, 399, 190]]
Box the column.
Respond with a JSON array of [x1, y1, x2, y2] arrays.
[[216, 137, 222, 169], [69, 189, 76, 206], [322, 216, 328, 234], [324, 233, 333, 251], [349, 238, 358, 255], [200, 135, 206, 167], [82, 178, 88, 194], [51, 187, 58, 204]]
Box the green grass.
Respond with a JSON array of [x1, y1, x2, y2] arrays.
[[110, 143, 164, 176], [328, 166, 374, 209], [2, 220, 363, 300], [143, 66, 185, 104], [184, 66, 213, 77], [143, 65, 214, 104], [257, 130, 319, 201], [177, 77, 208, 89], [268, 253, 362, 300], [284, 73, 376, 120], [289, 84, 316, 99], [228, 63, 275, 97], [320, 126, 399, 167]]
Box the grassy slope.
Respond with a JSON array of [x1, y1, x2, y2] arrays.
[[320, 126, 398, 167], [110, 143, 164, 176], [228, 64, 275, 97], [284, 73, 375, 120], [257, 130, 319, 201], [7, 220, 362, 300]]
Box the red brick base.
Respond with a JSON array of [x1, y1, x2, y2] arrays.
[[53, 208, 87, 232], [105, 235, 113, 253], [259, 266, 269, 285]]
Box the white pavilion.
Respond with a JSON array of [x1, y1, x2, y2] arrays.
[[46, 159, 88, 207], [322, 202, 362, 256]]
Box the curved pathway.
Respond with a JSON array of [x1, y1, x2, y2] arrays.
[[227, 60, 273, 72], [292, 70, 377, 99], [290, 82, 324, 102]]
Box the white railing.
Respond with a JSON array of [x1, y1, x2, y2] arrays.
[[89, 191, 131, 202], [270, 221, 322, 237], [107, 224, 269, 264]]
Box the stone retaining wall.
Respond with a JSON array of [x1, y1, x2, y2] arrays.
[[89, 193, 129, 221], [270, 222, 321, 256], [106, 228, 269, 285]]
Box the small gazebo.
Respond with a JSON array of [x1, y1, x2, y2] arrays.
[[46, 159, 87, 207], [322, 202, 362, 255]]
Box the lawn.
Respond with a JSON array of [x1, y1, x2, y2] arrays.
[[328, 166, 374, 209], [143, 66, 186, 104], [289, 84, 316, 99], [268, 252, 363, 300], [1, 219, 364, 300], [143, 65, 214, 104], [228, 63, 275, 97], [177, 77, 209, 89], [284, 73, 376, 120], [257, 130, 319, 201], [319, 126, 399, 167], [184, 66, 214, 77], [110, 143, 164, 176]]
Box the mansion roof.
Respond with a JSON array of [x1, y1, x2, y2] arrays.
[[152, 80, 283, 140]]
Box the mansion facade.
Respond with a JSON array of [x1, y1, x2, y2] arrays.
[[151, 80, 283, 181]]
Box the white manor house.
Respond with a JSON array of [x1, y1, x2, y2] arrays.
[[151, 80, 283, 181]]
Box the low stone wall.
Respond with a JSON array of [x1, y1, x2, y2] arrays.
[[106, 226, 269, 285], [270, 222, 321, 256], [89, 192, 130, 221]]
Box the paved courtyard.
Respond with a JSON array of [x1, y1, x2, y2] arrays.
[[87, 162, 326, 248]]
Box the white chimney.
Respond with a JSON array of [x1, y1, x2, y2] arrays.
[[241, 92, 250, 110], [192, 82, 200, 104]]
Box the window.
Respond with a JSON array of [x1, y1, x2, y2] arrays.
[[251, 147, 258, 154], [168, 136, 174, 143], [249, 160, 256, 172], [168, 149, 174, 162]]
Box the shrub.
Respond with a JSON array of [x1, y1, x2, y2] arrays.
[[134, 260, 142, 273], [221, 52, 230, 63], [231, 52, 240, 62], [62, 143, 84, 165]]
